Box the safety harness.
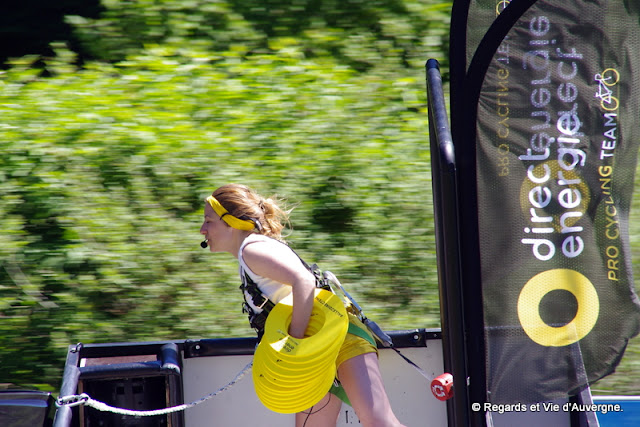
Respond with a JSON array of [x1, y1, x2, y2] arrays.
[[240, 252, 330, 338], [239, 253, 375, 406]]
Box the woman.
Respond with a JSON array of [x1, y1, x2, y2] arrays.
[[200, 183, 406, 427]]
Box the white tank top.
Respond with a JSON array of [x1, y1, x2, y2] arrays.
[[238, 234, 293, 314]]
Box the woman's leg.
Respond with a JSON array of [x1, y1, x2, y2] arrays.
[[295, 392, 342, 427], [337, 353, 406, 427]]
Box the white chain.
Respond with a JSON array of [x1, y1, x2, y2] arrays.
[[57, 361, 252, 417]]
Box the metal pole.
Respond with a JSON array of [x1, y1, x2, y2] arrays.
[[426, 58, 471, 427]]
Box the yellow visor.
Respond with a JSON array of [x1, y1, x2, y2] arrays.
[[206, 195, 256, 231]]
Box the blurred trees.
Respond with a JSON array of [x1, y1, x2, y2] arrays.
[[0, 0, 450, 390], [0, 1, 103, 66]]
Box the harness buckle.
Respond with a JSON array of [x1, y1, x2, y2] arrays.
[[255, 295, 270, 310]]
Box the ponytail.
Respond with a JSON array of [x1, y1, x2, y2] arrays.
[[211, 184, 291, 241]]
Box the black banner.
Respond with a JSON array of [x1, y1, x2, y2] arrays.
[[455, 0, 640, 404]]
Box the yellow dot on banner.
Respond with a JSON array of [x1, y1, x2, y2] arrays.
[[517, 269, 599, 347]]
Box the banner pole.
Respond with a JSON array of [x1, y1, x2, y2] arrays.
[[426, 58, 472, 427]]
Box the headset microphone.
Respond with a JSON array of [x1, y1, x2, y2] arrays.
[[200, 240, 208, 248]]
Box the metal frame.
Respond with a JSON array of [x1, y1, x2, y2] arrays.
[[53, 329, 442, 427]]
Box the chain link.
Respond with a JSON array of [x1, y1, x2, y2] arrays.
[[56, 393, 89, 408]]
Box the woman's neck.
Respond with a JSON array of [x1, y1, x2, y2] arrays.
[[229, 230, 255, 258]]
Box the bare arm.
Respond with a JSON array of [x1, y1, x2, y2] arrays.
[[241, 241, 316, 339]]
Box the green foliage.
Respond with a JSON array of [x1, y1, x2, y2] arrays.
[[65, 0, 450, 71], [0, 0, 451, 391]]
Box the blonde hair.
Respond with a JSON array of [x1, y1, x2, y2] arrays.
[[211, 184, 291, 241]]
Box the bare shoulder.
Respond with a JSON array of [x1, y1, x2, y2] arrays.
[[242, 239, 293, 263], [242, 239, 309, 284]]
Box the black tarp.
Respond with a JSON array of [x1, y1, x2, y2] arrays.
[[0, 390, 54, 427]]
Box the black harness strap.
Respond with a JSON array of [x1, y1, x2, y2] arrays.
[[239, 249, 330, 338], [240, 271, 275, 334]]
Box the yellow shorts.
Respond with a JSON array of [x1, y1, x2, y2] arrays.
[[335, 313, 378, 368]]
